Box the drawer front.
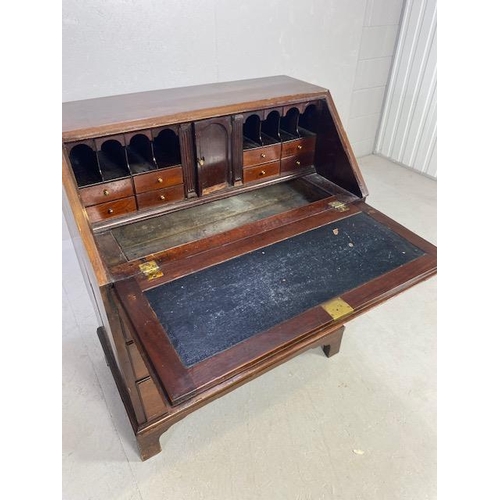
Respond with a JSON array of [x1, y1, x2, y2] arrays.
[[133, 165, 183, 194], [243, 143, 281, 167], [243, 160, 280, 183], [79, 178, 134, 207], [127, 342, 149, 381], [280, 151, 315, 173], [281, 135, 316, 158], [136, 184, 185, 209], [86, 196, 137, 223]]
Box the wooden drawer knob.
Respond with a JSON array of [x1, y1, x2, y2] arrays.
[[297, 145, 303, 150], [296, 161, 301, 166], [260, 153, 266, 158], [157, 177, 163, 183], [103, 189, 110, 196], [107, 208, 114, 214], [160, 195, 166, 201]]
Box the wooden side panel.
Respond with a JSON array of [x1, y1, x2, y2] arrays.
[[321, 92, 369, 198], [62, 150, 109, 286]]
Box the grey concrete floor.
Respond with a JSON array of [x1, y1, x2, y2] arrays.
[[62, 154, 436, 500]]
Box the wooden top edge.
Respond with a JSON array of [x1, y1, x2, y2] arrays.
[[62, 76, 328, 141]]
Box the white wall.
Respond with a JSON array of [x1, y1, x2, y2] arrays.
[[62, 0, 405, 242], [375, 0, 437, 178], [63, 0, 367, 121], [348, 0, 404, 156], [63, 1, 404, 129]]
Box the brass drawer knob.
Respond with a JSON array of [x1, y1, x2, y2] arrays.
[[157, 177, 163, 183], [103, 189, 110, 196], [297, 145, 303, 150], [198, 157, 205, 166], [296, 161, 301, 166], [259, 170, 266, 176], [260, 153, 266, 158], [160, 195, 166, 201], [107, 208, 114, 214]]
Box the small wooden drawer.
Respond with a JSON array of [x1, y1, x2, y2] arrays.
[[136, 184, 185, 209], [79, 178, 134, 207], [127, 342, 149, 381], [86, 196, 137, 223], [243, 143, 281, 167], [133, 165, 183, 194], [281, 135, 316, 159], [243, 160, 280, 183], [280, 151, 315, 173], [137, 378, 168, 421]]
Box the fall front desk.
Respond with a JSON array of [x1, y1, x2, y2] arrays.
[[62, 76, 436, 460]]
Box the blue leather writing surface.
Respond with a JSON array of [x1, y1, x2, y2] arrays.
[[145, 213, 424, 367]]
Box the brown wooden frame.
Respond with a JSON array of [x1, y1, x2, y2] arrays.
[[113, 201, 436, 406], [62, 76, 436, 461]]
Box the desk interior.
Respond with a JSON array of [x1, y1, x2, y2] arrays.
[[108, 178, 330, 260]]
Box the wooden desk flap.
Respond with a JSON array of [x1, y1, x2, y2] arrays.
[[114, 203, 436, 406]]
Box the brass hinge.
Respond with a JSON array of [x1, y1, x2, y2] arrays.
[[321, 297, 354, 320], [328, 200, 349, 212], [139, 260, 164, 281]]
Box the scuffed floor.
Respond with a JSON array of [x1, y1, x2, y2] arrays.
[[62, 155, 436, 500]]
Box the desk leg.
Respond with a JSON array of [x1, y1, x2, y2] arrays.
[[322, 325, 345, 358], [137, 427, 168, 461]]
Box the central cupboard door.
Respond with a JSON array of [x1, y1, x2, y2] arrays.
[[194, 117, 232, 195]]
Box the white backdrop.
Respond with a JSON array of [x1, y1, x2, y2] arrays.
[[62, 0, 405, 240]]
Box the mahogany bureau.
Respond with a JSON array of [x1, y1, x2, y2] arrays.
[[62, 76, 437, 460]]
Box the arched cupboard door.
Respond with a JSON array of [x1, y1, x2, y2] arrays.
[[194, 117, 232, 196]]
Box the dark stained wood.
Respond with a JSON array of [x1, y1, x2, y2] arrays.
[[323, 92, 369, 198], [281, 135, 316, 158], [136, 424, 168, 461], [112, 204, 436, 406], [136, 184, 185, 210], [95, 133, 125, 149], [85, 196, 137, 223], [107, 193, 343, 280], [322, 326, 345, 358], [231, 114, 244, 186], [281, 151, 316, 173], [63, 76, 436, 461], [136, 204, 363, 290], [194, 116, 232, 195], [99, 289, 147, 425], [97, 326, 142, 430], [243, 143, 281, 167], [62, 76, 328, 141], [94, 231, 128, 267], [243, 160, 280, 183], [79, 178, 134, 207], [124, 128, 153, 144], [283, 100, 322, 116], [120, 245, 435, 407], [114, 278, 197, 403], [100, 318, 347, 460], [178, 123, 198, 198], [91, 166, 315, 232], [62, 151, 109, 286], [133, 165, 183, 194], [127, 342, 149, 381], [137, 378, 169, 421]]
